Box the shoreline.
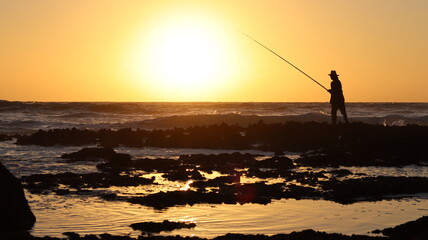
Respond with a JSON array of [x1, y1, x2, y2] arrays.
[[3, 216, 427, 240], [1, 121, 427, 239]]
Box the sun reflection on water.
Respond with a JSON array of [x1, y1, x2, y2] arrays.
[[178, 216, 197, 224], [180, 180, 194, 191]]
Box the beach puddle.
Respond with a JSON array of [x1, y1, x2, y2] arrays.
[[29, 193, 428, 238]]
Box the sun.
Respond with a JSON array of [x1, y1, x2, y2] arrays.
[[129, 13, 240, 101], [149, 24, 224, 90]]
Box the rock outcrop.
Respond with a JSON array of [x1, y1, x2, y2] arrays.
[[0, 161, 36, 232]]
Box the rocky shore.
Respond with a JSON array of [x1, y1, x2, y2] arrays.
[[4, 218, 427, 240], [1, 122, 427, 239], [21, 147, 428, 208], [0, 162, 36, 232], [8, 219, 428, 240], [22, 229, 390, 240]]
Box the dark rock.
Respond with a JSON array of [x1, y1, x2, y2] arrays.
[[296, 153, 352, 167], [26, 229, 390, 240], [284, 184, 320, 199], [98, 233, 136, 240], [295, 151, 422, 167], [378, 216, 428, 239], [100, 193, 117, 201], [63, 232, 81, 240], [127, 182, 290, 209], [322, 177, 428, 204], [179, 152, 256, 173], [13, 123, 428, 168], [255, 156, 294, 169], [21, 172, 153, 195], [0, 161, 36, 232], [247, 167, 282, 179], [132, 158, 179, 171], [127, 190, 225, 209], [0, 133, 12, 141], [212, 229, 385, 240], [96, 157, 179, 172], [98, 128, 146, 148], [61, 147, 118, 162], [16, 128, 97, 146], [162, 168, 205, 181], [104, 153, 133, 171], [130, 220, 196, 233], [329, 169, 353, 177], [26, 230, 388, 240], [193, 175, 242, 188]]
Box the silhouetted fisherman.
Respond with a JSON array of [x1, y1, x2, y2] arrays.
[[327, 70, 348, 124]]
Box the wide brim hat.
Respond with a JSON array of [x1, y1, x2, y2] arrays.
[[329, 70, 339, 77]]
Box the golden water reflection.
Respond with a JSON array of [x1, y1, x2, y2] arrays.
[[28, 193, 428, 238], [180, 180, 194, 191]]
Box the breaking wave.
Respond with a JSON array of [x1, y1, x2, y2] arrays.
[[1, 100, 428, 133]]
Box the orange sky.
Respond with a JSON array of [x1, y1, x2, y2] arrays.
[[1, 0, 427, 102]]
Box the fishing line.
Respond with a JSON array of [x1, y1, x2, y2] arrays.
[[239, 31, 328, 91]]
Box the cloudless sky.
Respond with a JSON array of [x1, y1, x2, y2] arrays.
[[1, 0, 427, 102]]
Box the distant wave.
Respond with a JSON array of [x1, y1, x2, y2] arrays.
[[1, 101, 428, 133], [114, 113, 428, 130], [56, 112, 102, 119]]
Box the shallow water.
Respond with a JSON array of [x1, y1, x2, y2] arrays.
[[3, 139, 427, 179], [0, 140, 275, 177], [1, 140, 428, 238], [29, 194, 428, 238]]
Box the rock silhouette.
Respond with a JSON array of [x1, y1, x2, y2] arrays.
[[130, 220, 196, 233], [377, 215, 427, 239], [16, 122, 428, 167], [61, 147, 118, 162], [0, 161, 36, 232], [27, 229, 388, 239]]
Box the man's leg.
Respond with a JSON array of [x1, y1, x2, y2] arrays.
[[339, 105, 349, 123], [331, 105, 338, 125]]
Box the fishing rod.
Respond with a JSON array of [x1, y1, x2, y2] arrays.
[[239, 31, 329, 91]]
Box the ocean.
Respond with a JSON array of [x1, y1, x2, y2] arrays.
[[2, 101, 428, 134], [1, 101, 428, 238]]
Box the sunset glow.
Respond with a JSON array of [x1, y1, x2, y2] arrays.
[[129, 14, 240, 100], [1, 1, 427, 102], [2, 2, 428, 239]]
